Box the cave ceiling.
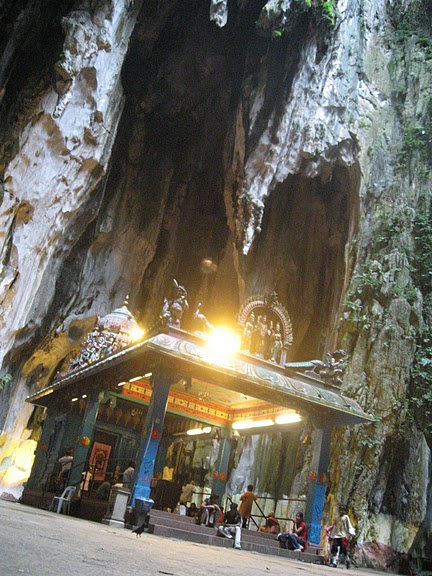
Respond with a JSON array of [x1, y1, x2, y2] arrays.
[[72, 0, 360, 364]]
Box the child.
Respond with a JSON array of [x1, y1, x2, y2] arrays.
[[330, 505, 356, 568]]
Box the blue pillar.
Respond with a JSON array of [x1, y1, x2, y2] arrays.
[[304, 427, 332, 545], [211, 436, 232, 500], [68, 393, 100, 488], [131, 370, 172, 505]]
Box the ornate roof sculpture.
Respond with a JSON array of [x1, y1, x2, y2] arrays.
[[29, 329, 373, 425], [285, 350, 348, 389], [31, 284, 371, 425], [238, 292, 293, 365], [160, 279, 189, 328], [69, 298, 139, 372]]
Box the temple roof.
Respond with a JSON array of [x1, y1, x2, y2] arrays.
[[26, 327, 374, 426]]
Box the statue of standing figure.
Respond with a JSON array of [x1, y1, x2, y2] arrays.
[[250, 315, 262, 354], [262, 320, 274, 360], [271, 323, 283, 364], [161, 279, 189, 328], [242, 313, 255, 351]]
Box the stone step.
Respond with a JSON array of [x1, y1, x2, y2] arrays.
[[150, 508, 197, 523], [149, 517, 280, 546], [147, 508, 324, 564], [150, 509, 280, 536], [149, 523, 321, 560], [149, 511, 276, 541]]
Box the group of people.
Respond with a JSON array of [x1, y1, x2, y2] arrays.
[[276, 504, 356, 568], [193, 485, 355, 566], [176, 484, 258, 551], [195, 493, 242, 549], [94, 460, 136, 499], [60, 453, 356, 566], [57, 448, 136, 500], [61, 453, 355, 566]]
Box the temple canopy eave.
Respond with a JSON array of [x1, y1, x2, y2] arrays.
[[26, 327, 374, 426]]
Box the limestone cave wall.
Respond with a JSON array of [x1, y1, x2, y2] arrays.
[[0, 0, 431, 569]]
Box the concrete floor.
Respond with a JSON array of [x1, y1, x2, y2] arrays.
[[0, 499, 387, 576]]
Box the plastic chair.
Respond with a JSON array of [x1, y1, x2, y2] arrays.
[[49, 486, 76, 514]]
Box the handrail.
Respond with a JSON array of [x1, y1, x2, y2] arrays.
[[223, 494, 307, 530], [250, 498, 266, 529]]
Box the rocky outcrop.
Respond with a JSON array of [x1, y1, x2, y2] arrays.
[[1, 0, 432, 569]]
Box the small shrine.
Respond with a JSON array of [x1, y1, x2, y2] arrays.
[[67, 299, 141, 372], [238, 292, 293, 364], [23, 281, 372, 543]]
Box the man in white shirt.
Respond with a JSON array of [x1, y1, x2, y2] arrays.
[[122, 460, 136, 489]]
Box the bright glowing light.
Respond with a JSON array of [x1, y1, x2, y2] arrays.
[[117, 382, 126, 387], [186, 426, 212, 436], [71, 397, 78, 402], [130, 326, 145, 342], [232, 419, 275, 430], [144, 372, 153, 378], [205, 328, 241, 362], [1, 439, 37, 488], [275, 413, 302, 425], [81, 394, 87, 399], [129, 376, 142, 382]]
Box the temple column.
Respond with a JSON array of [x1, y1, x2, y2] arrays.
[[304, 427, 332, 545], [211, 435, 232, 501], [68, 392, 100, 488], [131, 369, 172, 505]]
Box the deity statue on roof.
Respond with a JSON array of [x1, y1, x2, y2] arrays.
[[271, 323, 283, 364], [238, 293, 293, 365], [161, 279, 189, 328], [68, 299, 139, 372], [311, 350, 348, 386], [193, 303, 214, 334]]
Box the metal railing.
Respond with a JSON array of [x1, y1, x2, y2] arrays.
[[224, 494, 306, 530], [251, 496, 306, 530]]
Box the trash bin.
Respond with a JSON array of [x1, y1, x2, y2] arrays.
[[135, 497, 154, 530], [135, 497, 154, 516]]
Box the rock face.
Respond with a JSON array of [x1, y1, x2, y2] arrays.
[[1, 0, 432, 568]]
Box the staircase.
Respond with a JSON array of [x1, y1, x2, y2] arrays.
[[147, 509, 324, 564]]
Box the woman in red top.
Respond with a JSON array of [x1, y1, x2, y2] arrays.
[[277, 512, 307, 551]]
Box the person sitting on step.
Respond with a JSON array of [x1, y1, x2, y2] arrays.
[[277, 511, 307, 551], [198, 493, 220, 527], [217, 502, 242, 550], [258, 511, 281, 534]]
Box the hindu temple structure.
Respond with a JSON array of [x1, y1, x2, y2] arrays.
[[22, 283, 373, 543]]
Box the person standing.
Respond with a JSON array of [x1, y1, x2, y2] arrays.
[[57, 447, 74, 489], [180, 480, 195, 505], [217, 502, 242, 550], [239, 484, 257, 528], [122, 460, 135, 489], [330, 504, 356, 569]]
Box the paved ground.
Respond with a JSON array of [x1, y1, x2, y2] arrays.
[[0, 500, 388, 576]]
